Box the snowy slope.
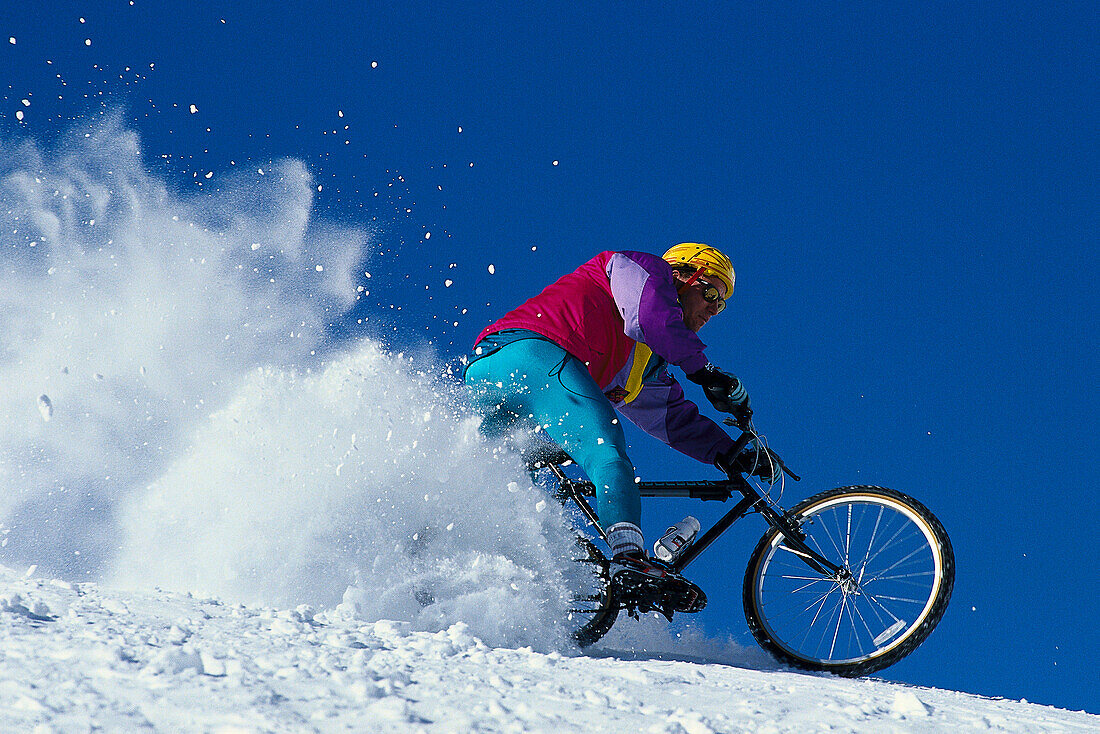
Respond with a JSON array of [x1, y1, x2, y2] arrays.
[[2, 566, 1095, 733], [1, 123, 1096, 731]]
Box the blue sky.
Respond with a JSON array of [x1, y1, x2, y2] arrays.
[[3, 1, 1096, 713]]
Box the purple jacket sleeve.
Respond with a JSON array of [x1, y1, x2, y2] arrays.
[[616, 368, 737, 465], [606, 251, 709, 375]]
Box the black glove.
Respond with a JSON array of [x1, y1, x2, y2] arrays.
[[686, 364, 752, 426], [716, 444, 783, 485]]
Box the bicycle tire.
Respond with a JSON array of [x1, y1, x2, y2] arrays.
[[568, 536, 619, 647], [743, 486, 953, 676]]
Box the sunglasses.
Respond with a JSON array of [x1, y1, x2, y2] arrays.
[[677, 266, 727, 314], [696, 279, 726, 313]]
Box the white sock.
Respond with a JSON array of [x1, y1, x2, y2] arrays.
[[606, 522, 644, 558]]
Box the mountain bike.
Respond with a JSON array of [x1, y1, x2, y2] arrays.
[[531, 427, 955, 678]]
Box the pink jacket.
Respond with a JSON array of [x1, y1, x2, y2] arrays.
[[475, 251, 735, 464]]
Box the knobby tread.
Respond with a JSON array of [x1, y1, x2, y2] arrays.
[[571, 537, 619, 648], [742, 485, 955, 677]]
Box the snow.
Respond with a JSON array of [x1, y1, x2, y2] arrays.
[[1, 565, 1095, 732], [0, 118, 367, 580], [1, 119, 1094, 731]]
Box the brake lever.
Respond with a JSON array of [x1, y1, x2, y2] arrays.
[[722, 417, 801, 482]]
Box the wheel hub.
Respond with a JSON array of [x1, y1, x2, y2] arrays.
[[835, 568, 861, 595]]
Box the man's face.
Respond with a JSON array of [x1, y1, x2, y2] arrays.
[[675, 272, 727, 332]]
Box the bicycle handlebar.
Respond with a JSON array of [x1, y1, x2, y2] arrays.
[[721, 419, 801, 483]]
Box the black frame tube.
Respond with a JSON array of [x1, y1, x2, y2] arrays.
[[553, 465, 843, 576], [672, 494, 757, 572]]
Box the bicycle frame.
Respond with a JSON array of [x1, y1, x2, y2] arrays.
[[545, 462, 845, 579]]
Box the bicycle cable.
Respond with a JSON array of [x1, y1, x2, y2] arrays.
[[741, 423, 785, 508]]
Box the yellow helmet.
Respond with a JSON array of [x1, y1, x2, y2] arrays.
[[662, 243, 735, 297]]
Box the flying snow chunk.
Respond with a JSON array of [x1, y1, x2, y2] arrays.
[[315, 265, 324, 272], [16, 110, 24, 121], [8, 37, 15, 44], [189, 104, 198, 114], [37, 395, 53, 422], [84, 39, 91, 46], [488, 264, 496, 275], [424, 232, 431, 239], [21, 99, 30, 107], [371, 61, 378, 68], [444, 280, 453, 287]]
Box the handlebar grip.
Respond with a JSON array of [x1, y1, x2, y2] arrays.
[[717, 422, 801, 482]]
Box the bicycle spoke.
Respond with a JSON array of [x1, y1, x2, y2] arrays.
[[828, 593, 848, 660], [816, 511, 850, 568], [861, 590, 905, 624], [860, 519, 917, 571], [844, 503, 853, 566], [804, 587, 844, 656], [804, 523, 844, 575], [863, 544, 931, 585], [848, 593, 879, 649], [856, 505, 885, 575], [868, 571, 935, 586], [862, 593, 928, 605], [779, 576, 834, 596]]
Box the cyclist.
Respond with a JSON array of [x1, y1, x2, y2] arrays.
[[464, 244, 777, 587]]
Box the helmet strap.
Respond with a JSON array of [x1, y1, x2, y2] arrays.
[[676, 265, 703, 294]]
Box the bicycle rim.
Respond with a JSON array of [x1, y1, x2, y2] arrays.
[[744, 486, 953, 676]]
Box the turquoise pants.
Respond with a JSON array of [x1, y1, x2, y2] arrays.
[[464, 337, 640, 528]]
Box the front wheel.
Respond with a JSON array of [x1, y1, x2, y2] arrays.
[[743, 486, 954, 677]]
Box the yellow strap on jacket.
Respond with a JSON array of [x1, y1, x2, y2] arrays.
[[622, 343, 654, 404]]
